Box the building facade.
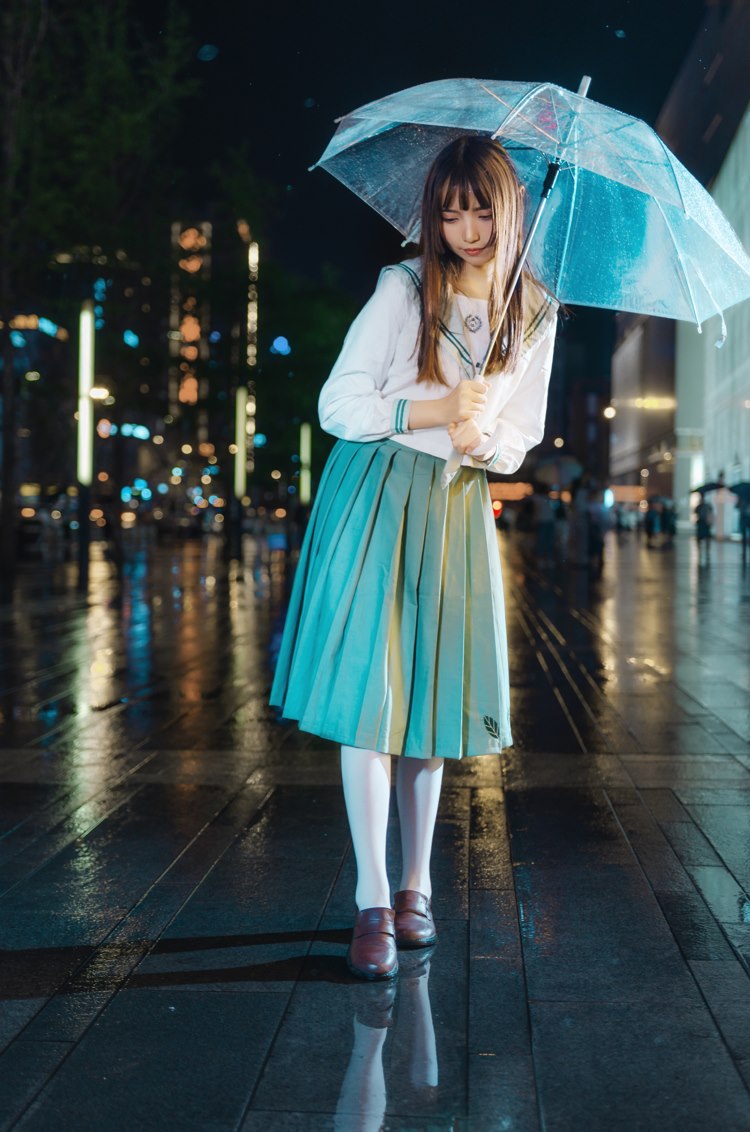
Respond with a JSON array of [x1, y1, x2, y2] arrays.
[[609, 1, 750, 527]]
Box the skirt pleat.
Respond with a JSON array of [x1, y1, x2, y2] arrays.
[[270, 438, 511, 759]]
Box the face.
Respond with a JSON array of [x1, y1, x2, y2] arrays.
[[440, 187, 495, 267]]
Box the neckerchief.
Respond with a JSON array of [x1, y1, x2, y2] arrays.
[[393, 261, 555, 380]]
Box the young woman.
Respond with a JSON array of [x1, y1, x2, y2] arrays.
[[270, 135, 558, 980]]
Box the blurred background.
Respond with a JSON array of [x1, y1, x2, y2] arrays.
[[1, 0, 748, 595]]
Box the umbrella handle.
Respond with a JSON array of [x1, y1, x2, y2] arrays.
[[440, 447, 464, 489]]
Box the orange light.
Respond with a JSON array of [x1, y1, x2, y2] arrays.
[[180, 315, 201, 343], [488, 482, 534, 502], [21, 507, 36, 518], [180, 345, 199, 361], [178, 228, 206, 251], [178, 375, 199, 404]]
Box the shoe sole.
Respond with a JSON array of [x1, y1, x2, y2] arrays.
[[395, 935, 437, 950], [346, 958, 399, 981]]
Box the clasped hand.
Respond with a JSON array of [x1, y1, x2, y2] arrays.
[[445, 379, 488, 455]]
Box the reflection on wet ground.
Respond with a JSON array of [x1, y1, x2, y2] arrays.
[[1, 532, 750, 1129]]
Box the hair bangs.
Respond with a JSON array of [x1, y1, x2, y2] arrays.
[[440, 169, 491, 213]]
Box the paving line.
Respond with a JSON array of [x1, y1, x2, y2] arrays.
[[0, 782, 276, 1129], [511, 589, 624, 756]]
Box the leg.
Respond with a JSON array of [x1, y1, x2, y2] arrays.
[[335, 1015, 388, 1132], [340, 745, 392, 911], [396, 755, 444, 897]]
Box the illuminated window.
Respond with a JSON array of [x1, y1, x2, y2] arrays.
[[178, 228, 207, 251], [180, 315, 201, 343], [179, 375, 199, 404]]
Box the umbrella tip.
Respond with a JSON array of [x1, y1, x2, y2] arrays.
[[577, 75, 592, 97]]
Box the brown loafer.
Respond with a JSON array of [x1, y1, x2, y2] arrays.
[[347, 907, 398, 980], [394, 890, 437, 949]]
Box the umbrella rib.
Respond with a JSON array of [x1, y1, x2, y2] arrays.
[[653, 132, 689, 218], [554, 162, 580, 298], [479, 82, 561, 147], [600, 138, 703, 326], [641, 190, 703, 327], [566, 119, 678, 202]]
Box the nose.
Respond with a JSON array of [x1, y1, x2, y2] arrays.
[[462, 215, 480, 244]]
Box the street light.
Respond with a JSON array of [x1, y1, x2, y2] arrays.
[[300, 423, 312, 505], [77, 300, 95, 488], [76, 299, 95, 589]]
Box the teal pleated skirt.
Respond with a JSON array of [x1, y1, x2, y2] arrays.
[[269, 438, 511, 759]]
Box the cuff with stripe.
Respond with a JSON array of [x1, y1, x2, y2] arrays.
[[475, 444, 501, 468], [391, 398, 411, 434]]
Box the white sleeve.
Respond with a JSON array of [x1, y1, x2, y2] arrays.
[[318, 267, 417, 442], [469, 315, 557, 474]]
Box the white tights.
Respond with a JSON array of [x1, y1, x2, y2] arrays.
[[340, 745, 444, 911]]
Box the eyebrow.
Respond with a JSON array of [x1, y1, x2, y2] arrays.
[[441, 204, 490, 212]]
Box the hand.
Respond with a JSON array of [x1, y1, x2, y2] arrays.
[[447, 419, 486, 454], [440, 379, 487, 425]]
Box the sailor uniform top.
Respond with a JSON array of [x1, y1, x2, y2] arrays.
[[318, 257, 558, 474]]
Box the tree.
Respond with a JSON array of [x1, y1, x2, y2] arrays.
[[252, 261, 357, 493], [0, 0, 196, 590]]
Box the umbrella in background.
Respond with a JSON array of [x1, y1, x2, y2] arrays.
[[313, 77, 750, 486], [729, 482, 750, 500], [534, 454, 583, 487], [691, 481, 725, 494]]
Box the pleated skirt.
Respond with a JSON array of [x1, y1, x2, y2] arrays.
[[269, 438, 511, 759]]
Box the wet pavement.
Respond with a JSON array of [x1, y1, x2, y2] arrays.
[[1, 529, 750, 1130]]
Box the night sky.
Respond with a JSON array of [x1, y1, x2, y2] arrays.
[[149, 0, 709, 294]]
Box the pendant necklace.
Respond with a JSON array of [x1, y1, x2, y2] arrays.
[[456, 293, 489, 375]]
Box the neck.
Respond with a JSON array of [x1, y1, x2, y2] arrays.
[[455, 260, 494, 300]]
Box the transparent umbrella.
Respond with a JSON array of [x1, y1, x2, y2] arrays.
[[313, 78, 750, 484]]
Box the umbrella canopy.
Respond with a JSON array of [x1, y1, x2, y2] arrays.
[[691, 481, 725, 494], [314, 78, 750, 331], [729, 482, 750, 500]]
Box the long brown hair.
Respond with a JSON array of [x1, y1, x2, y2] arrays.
[[417, 135, 529, 386]]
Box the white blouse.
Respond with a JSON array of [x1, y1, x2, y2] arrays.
[[318, 258, 557, 474]]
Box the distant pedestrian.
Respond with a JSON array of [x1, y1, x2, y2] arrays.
[[531, 487, 555, 567], [568, 475, 591, 566], [553, 496, 569, 561], [739, 499, 750, 565], [587, 488, 611, 576], [662, 503, 676, 548], [270, 136, 558, 981], [695, 497, 714, 562], [644, 502, 661, 548]]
